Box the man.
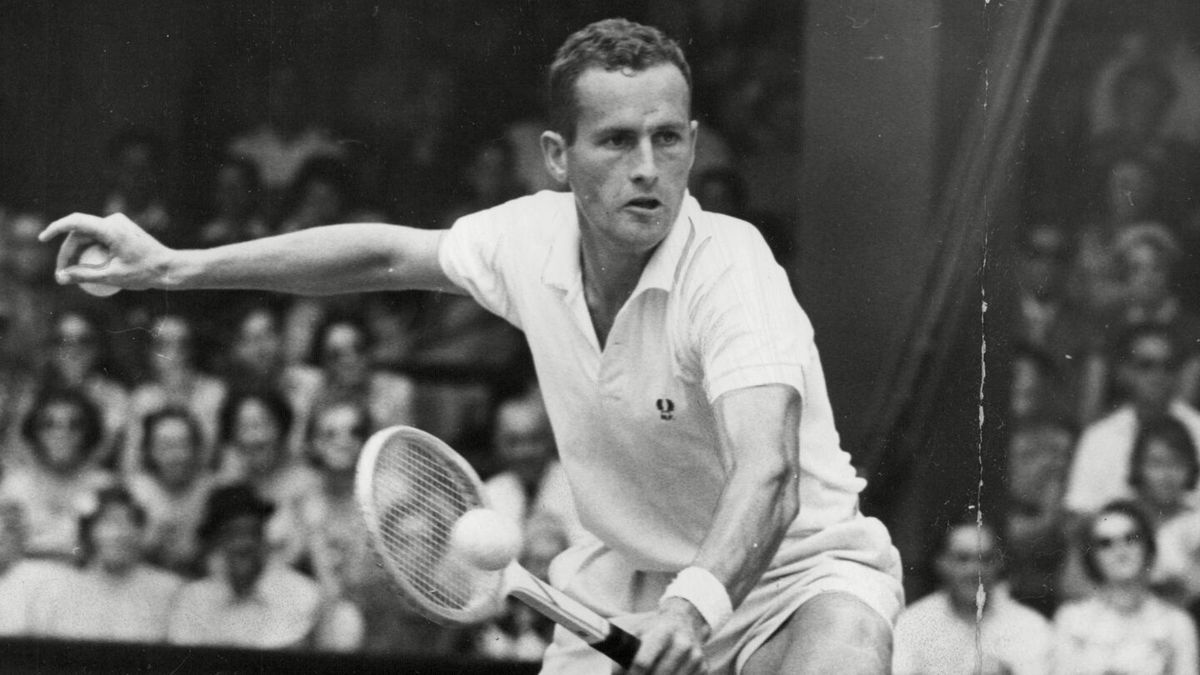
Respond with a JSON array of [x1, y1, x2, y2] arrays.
[[892, 519, 1051, 675], [166, 483, 363, 649], [483, 385, 586, 546], [42, 19, 902, 674], [1065, 322, 1200, 516]]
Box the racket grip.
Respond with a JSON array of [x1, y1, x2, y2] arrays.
[[591, 623, 640, 669]]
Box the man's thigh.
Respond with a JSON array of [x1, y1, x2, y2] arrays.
[[741, 591, 892, 675]]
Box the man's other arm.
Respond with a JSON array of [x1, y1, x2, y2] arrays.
[[39, 213, 458, 296]]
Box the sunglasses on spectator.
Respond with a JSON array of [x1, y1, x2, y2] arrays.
[[1094, 532, 1140, 550]]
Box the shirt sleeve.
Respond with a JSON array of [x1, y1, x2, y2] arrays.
[[688, 222, 810, 402], [438, 200, 523, 329]]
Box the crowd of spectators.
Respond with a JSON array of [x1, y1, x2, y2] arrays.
[[894, 19, 1200, 674], [0, 5, 800, 664]]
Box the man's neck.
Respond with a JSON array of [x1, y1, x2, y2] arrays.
[[579, 242, 652, 349]]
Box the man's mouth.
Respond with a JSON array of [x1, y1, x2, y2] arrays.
[[626, 197, 662, 211]]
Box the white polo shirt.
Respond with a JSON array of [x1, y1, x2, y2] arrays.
[[440, 191, 864, 570]]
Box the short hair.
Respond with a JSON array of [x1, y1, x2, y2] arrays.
[[1128, 415, 1200, 491], [217, 388, 294, 446], [196, 483, 275, 546], [1080, 500, 1157, 583], [20, 388, 105, 468], [140, 406, 205, 479], [547, 18, 692, 143], [77, 485, 148, 564]]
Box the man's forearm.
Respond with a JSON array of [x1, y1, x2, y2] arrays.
[[693, 462, 798, 607], [161, 223, 452, 295]]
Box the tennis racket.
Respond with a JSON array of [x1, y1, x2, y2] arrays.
[[355, 424, 640, 668]]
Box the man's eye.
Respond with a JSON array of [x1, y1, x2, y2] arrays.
[[654, 132, 681, 145], [602, 136, 632, 149]]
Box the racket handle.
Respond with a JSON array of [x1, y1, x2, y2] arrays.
[[590, 623, 640, 669]]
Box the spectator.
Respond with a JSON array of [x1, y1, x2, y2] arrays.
[[226, 63, 346, 220], [101, 127, 174, 240], [33, 486, 182, 642], [303, 313, 416, 436], [127, 408, 217, 576], [440, 136, 528, 227], [7, 309, 130, 467], [125, 313, 227, 473], [0, 212, 60, 378], [277, 157, 372, 234], [1014, 221, 1091, 421], [195, 155, 270, 247], [1069, 153, 1171, 321], [0, 499, 70, 636], [220, 302, 321, 455], [214, 389, 314, 518], [1, 389, 115, 558], [1052, 500, 1197, 675], [1128, 416, 1200, 528], [1078, 223, 1200, 420], [277, 399, 371, 650], [483, 386, 585, 546], [893, 517, 1052, 675], [1065, 323, 1200, 516], [275, 399, 368, 568], [167, 484, 326, 649], [1006, 417, 1076, 617]]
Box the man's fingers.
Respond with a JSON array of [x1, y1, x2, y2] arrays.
[[39, 212, 108, 244]]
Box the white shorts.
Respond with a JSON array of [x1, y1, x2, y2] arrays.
[[540, 514, 905, 674]]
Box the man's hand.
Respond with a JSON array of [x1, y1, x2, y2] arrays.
[[38, 212, 173, 291], [627, 597, 710, 674]]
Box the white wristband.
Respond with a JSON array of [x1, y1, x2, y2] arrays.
[[659, 566, 733, 633]]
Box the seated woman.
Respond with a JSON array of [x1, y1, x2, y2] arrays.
[[127, 407, 218, 576], [1053, 500, 1198, 674], [305, 314, 415, 434], [0, 498, 72, 636], [1, 389, 116, 558], [124, 313, 227, 473], [213, 389, 316, 558], [33, 486, 183, 642]]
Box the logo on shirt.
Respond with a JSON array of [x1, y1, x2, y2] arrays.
[[656, 398, 675, 420]]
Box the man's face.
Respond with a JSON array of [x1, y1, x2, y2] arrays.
[[547, 64, 697, 258], [937, 524, 1000, 609], [92, 504, 142, 574], [149, 417, 198, 487], [217, 514, 267, 593], [494, 398, 554, 486], [1121, 334, 1178, 411]]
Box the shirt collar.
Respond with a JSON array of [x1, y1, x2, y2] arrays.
[[542, 193, 699, 297]]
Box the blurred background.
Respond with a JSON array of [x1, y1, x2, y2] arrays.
[[3, 0, 1200, 671]]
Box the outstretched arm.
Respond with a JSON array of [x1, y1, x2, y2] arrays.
[[39, 213, 458, 296]]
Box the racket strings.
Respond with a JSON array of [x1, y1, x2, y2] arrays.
[[372, 434, 497, 619]]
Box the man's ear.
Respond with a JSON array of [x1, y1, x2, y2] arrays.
[[540, 130, 569, 186]]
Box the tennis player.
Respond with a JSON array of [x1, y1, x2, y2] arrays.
[[42, 18, 903, 674]]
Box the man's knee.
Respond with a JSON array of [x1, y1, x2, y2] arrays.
[[743, 592, 892, 675]]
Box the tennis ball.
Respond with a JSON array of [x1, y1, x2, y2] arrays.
[[77, 244, 121, 297], [448, 508, 523, 571]]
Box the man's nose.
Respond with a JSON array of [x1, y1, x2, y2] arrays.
[[630, 137, 658, 184]]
